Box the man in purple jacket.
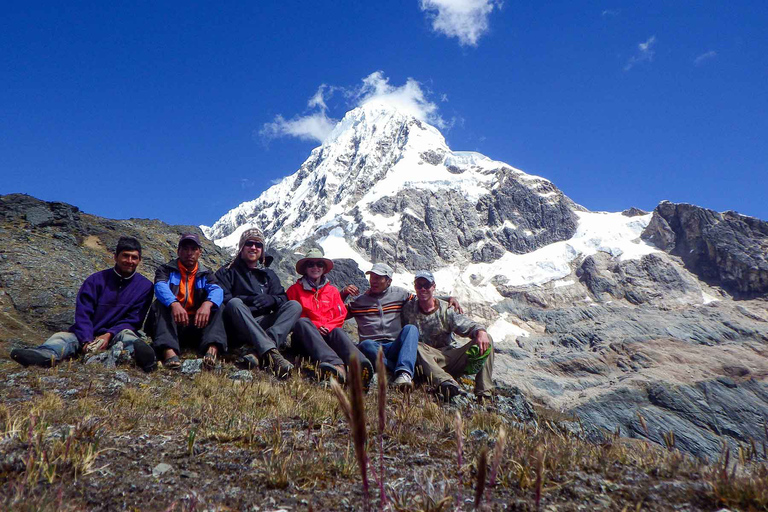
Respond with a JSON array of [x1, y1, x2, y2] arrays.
[[10, 236, 156, 371]]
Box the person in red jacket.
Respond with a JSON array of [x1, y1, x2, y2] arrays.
[[287, 248, 373, 385]]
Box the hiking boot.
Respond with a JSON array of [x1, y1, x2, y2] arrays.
[[237, 352, 260, 370], [393, 371, 413, 392], [263, 349, 294, 379], [439, 381, 467, 403], [319, 362, 347, 384], [361, 361, 373, 391], [10, 348, 56, 368], [133, 340, 157, 373]]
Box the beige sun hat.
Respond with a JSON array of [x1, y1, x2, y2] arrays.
[[295, 248, 334, 275]]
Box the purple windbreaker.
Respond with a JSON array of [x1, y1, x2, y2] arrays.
[[68, 268, 154, 344]]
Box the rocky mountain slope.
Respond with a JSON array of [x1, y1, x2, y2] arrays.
[[202, 103, 768, 460]]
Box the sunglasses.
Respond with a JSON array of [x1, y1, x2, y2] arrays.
[[244, 241, 263, 248], [306, 261, 325, 269], [414, 281, 434, 290]]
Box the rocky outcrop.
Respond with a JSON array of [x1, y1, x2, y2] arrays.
[[642, 201, 768, 298], [0, 194, 231, 335]]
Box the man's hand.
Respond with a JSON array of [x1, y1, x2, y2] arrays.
[[171, 302, 189, 326], [318, 326, 330, 336], [447, 297, 464, 314], [83, 333, 112, 353], [194, 301, 213, 329], [340, 285, 359, 300], [251, 294, 276, 311], [473, 330, 490, 353]]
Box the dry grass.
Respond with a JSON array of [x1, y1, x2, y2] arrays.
[[0, 358, 767, 511]]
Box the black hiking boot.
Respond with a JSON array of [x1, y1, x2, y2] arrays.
[[133, 339, 157, 373], [10, 348, 56, 368], [262, 349, 294, 379]]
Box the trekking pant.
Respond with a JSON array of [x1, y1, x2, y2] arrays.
[[290, 318, 344, 366], [147, 301, 227, 356], [416, 338, 495, 397], [324, 327, 372, 371], [358, 324, 418, 377], [223, 298, 301, 356], [36, 329, 142, 363]]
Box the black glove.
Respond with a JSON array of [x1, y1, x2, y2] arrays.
[[251, 294, 276, 310]]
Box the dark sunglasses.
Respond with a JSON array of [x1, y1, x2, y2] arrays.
[[244, 241, 263, 248], [414, 281, 434, 290], [306, 261, 325, 269]]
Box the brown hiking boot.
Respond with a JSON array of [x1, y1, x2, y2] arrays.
[[263, 349, 294, 379], [361, 362, 373, 390], [319, 362, 347, 384]]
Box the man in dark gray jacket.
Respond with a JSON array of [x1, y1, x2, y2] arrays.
[[215, 228, 301, 378]]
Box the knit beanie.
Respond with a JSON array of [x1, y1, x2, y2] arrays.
[[229, 227, 266, 267]]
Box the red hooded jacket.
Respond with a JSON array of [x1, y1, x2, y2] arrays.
[[286, 278, 347, 331]]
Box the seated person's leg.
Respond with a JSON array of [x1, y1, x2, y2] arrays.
[[199, 305, 227, 356], [223, 298, 277, 356], [386, 324, 419, 377], [114, 329, 156, 372], [326, 328, 373, 376], [357, 340, 385, 370], [146, 302, 182, 368], [442, 337, 495, 397], [415, 343, 457, 388], [11, 332, 80, 368], [291, 318, 343, 366], [261, 300, 302, 351]]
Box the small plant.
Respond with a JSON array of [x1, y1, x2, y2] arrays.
[[474, 446, 488, 510]]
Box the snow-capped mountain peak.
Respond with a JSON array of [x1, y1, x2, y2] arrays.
[[202, 103, 572, 269]]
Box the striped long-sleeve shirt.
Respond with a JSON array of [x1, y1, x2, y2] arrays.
[[347, 286, 415, 342]]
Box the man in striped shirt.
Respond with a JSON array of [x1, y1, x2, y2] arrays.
[[343, 263, 463, 390]]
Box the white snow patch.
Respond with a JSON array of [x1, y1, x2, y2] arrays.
[[460, 211, 658, 291], [554, 279, 575, 288], [702, 292, 720, 304], [364, 213, 402, 235], [318, 228, 373, 271], [487, 314, 530, 344]]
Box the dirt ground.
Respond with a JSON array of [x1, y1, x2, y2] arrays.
[[0, 343, 766, 511]]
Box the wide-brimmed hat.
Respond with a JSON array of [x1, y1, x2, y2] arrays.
[[295, 248, 334, 275]]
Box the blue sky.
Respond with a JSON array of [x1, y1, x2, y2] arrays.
[[2, 1, 767, 226]]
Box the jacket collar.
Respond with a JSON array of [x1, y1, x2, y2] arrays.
[[300, 275, 328, 291], [168, 259, 209, 274]]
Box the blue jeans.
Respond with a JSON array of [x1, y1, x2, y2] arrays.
[[357, 324, 418, 377], [38, 329, 141, 363]]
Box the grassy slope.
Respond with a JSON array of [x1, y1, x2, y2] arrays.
[[0, 351, 766, 512]]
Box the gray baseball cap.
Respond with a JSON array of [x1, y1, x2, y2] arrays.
[[366, 263, 393, 278], [414, 270, 435, 284]]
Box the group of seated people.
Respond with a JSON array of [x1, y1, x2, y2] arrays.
[[10, 229, 494, 402]]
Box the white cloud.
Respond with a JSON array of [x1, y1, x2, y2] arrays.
[[420, 0, 501, 47], [624, 35, 656, 71], [260, 72, 449, 143], [694, 50, 717, 66], [260, 84, 339, 143], [259, 112, 337, 143], [601, 9, 618, 18], [353, 71, 446, 128]]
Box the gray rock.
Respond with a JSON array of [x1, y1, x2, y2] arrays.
[[229, 370, 254, 382], [642, 201, 768, 297], [114, 371, 130, 383], [181, 359, 203, 375], [152, 462, 173, 478]]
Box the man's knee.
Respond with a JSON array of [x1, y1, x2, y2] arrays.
[[282, 300, 302, 315], [224, 298, 247, 316], [294, 317, 314, 331]]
